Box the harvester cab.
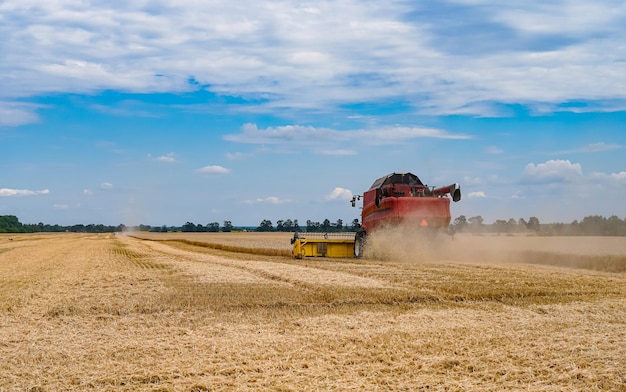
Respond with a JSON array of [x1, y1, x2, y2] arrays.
[[292, 172, 461, 259]]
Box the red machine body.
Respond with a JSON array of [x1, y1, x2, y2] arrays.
[[357, 173, 461, 234]]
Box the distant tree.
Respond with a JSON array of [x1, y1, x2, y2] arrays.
[[506, 218, 518, 232], [453, 215, 467, 231], [283, 219, 294, 232], [182, 222, 197, 232], [527, 216, 540, 232], [222, 221, 233, 232], [468, 216, 484, 231], [257, 219, 274, 232], [207, 222, 220, 232], [335, 219, 343, 231], [306, 220, 320, 232], [321, 219, 331, 232], [351, 219, 360, 230], [293, 219, 300, 232], [493, 219, 507, 233], [275, 220, 284, 232]]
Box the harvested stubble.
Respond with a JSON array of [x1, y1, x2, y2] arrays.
[[0, 232, 624, 391]]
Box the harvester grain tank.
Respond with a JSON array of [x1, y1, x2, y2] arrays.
[[291, 172, 461, 258]]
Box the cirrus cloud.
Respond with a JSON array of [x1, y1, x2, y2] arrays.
[[0, 188, 50, 197]]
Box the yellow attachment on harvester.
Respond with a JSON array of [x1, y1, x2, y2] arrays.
[[291, 232, 356, 259]]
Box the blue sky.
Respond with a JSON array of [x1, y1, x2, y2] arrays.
[[1, 0, 625, 227]]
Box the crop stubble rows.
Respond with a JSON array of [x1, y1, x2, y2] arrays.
[[0, 233, 624, 391]]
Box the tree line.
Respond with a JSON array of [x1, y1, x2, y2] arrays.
[[452, 215, 626, 236], [0, 215, 122, 233], [3, 214, 626, 236], [256, 218, 361, 232]]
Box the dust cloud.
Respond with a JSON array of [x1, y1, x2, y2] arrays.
[[362, 223, 626, 271], [362, 223, 515, 264]]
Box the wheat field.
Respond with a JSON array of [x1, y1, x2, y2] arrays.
[[1, 232, 624, 391]]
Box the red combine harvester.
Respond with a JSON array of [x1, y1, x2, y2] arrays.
[[351, 172, 461, 257], [291, 172, 461, 259]]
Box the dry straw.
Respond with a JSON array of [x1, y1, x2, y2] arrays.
[[0, 232, 624, 391]]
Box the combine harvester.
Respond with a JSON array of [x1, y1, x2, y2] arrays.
[[292, 172, 461, 258]]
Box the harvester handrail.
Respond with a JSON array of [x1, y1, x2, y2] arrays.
[[293, 231, 357, 240]]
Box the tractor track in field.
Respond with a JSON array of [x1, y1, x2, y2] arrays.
[[122, 236, 398, 292]]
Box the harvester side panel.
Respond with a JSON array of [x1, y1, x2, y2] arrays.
[[292, 233, 356, 259], [361, 188, 452, 233]]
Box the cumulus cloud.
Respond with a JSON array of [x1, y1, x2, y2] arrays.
[[0, 188, 50, 197], [196, 165, 230, 174], [589, 171, 626, 186], [100, 182, 113, 190], [83, 189, 93, 196], [467, 191, 486, 199], [521, 159, 583, 184], [326, 187, 354, 201], [53, 204, 69, 210]]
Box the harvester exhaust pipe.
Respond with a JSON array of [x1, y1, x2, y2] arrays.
[[433, 183, 461, 202]]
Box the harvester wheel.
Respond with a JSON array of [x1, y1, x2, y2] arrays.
[[354, 231, 367, 258]]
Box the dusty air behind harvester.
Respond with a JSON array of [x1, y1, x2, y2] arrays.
[[291, 172, 461, 258]]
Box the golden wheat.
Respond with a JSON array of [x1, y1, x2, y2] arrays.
[[0, 232, 624, 391]]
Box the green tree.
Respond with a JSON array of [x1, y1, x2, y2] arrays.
[[207, 222, 220, 232], [222, 221, 233, 232], [257, 219, 274, 232], [351, 219, 360, 230], [182, 222, 197, 232]]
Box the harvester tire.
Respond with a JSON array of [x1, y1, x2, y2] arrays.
[[354, 231, 366, 258]]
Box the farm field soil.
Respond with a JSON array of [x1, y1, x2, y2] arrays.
[[1, 233, 625, 391]]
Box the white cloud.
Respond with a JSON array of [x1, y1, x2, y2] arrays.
[[326, 187, 354, 201], [521, 160, 583, 184], [1, 1, 625, 120], [224, 124, 471, 147], [226, 152, 252, 160], [317, 149, 357, 156], [467, 191, 486, 199], [589, 171, 626, 186], [0, 102, 42, 126], [53, 204, 69, 210], [155, 153, 176, 163], [585, 142, 622, 152], [554, 141, 623, 154], [196, 165, 230, 174], [100, 182, 113, 190], [0, 188, 50, 197], [83, 189, 93, 196], [462, 176, 483, 186], [254, 196, 289, 204]]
